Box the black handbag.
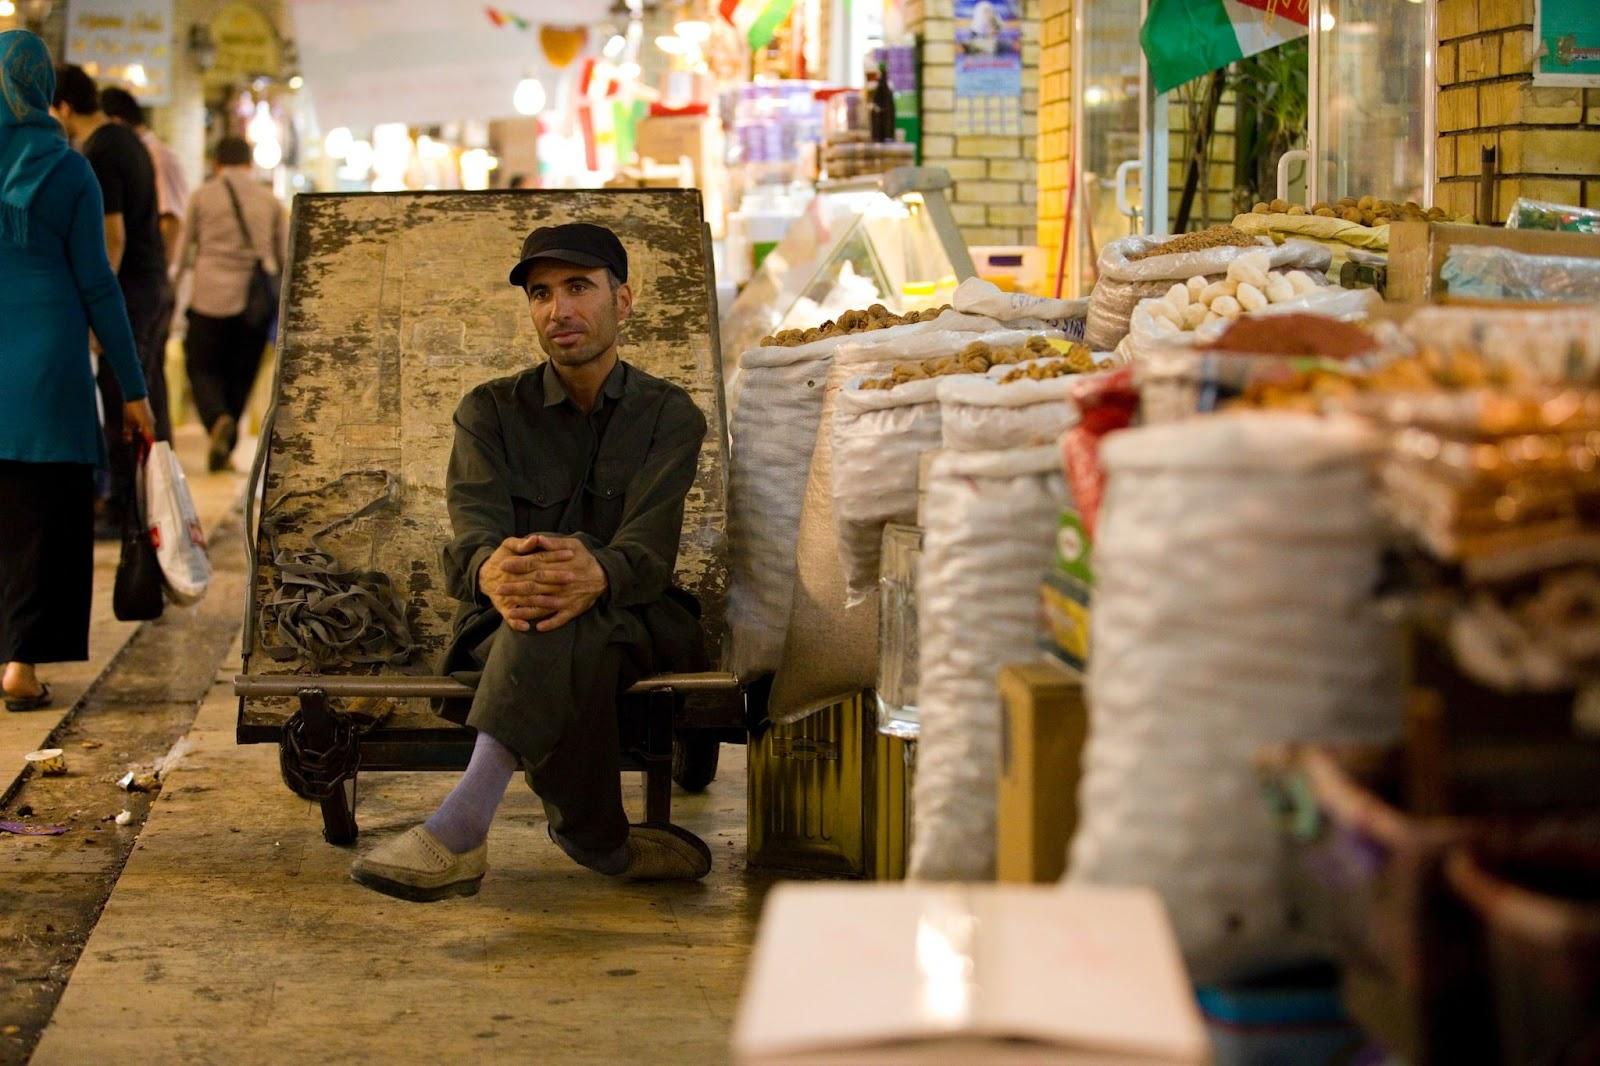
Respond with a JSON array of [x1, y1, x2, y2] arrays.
[[222, 177, 281, 333], [113, 439, 165, 622]]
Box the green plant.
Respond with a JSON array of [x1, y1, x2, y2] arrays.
[[1229, 37, 1309, 207]]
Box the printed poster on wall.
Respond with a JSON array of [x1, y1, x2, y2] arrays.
[[65, 0, 174, 106], [954, 0, 1023, 136], [1533, 0, 1600, 86]]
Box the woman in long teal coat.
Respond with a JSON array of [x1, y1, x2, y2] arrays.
[[0, 30, 155, 711]]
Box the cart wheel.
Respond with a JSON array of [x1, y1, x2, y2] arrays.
[[320, 775, 359, 846], [671, 734, 720, 793]]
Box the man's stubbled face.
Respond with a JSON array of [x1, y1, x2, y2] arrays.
[[523, 261, 632, 369]]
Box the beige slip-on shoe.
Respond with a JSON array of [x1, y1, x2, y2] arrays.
[[619, 822, 713, 881], [350, 825, 487, 902]]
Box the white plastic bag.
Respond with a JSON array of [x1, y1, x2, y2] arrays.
[[145, 441, 211, 605], [910, 444, 1068, 881], [1068, 413, 1401, 976]]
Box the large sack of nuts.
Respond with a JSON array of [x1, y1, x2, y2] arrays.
[[911, 442, 1069, 881], [726, 311, 1006, 678], [1085, 229, 1331, 351], [830, 332, 1070, 605], [1068, 413, 1401, 975], [769, 328, 1058, 720], [936, 356, 1098, 452]]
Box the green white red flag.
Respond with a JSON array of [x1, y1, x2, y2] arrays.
[[1141, 0, 1309, 94], [718, 0, 797, 50]]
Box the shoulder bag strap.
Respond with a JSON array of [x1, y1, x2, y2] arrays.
[[221, 177, 264, 270]]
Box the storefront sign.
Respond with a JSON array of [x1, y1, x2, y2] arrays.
[[953, 0, 1022, 135], [204, 2, 283, 96], [65, 0, 173, 106], [1534, 0, 1600, 86]]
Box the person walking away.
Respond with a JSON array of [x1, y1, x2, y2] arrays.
[[99, 88, 186, 273], [0, 31, 156, 711], [50, 63, 171, 533], [101, 86, 186, 395], [178, 136, 284, 471]]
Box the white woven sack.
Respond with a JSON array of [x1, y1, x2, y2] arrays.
[[769, 359, 889, 723], [829, 329, 1060, 605], [145, 440, 211, 605], [1068, 414, 1401, 977], [936, 373, 1082, 452], [1085, 237, 1331, 352], [910, 444, 1068, 881], [727, 314, 1024, 677], [727, 344, 834, 677]]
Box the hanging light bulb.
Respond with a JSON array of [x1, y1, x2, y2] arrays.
[[603, 34, 627, 59], [513, 77, 547, 116], [324, 126, 354, 159], [0, 1, 15, 17], [252, 138, 282, 169], [1319, 10, 1336, 30]]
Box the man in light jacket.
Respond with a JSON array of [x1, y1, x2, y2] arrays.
[[178, 135, 285, 472]]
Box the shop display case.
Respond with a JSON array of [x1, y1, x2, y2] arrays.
[[719, 166, 976, 362]]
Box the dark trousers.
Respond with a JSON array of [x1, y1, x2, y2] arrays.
[[0, 461, 94, 664], [99, 286, 173, 513], [184, 309, 267, 434], [445, 594, 702, 861]]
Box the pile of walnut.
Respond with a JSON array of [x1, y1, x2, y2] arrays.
[[1139, 248, 1320, 335], [857, 336, 1092, 390], [999, 351, 1097, 383], [760, 303, 953, 348], [1250, 196, 1461, 226]]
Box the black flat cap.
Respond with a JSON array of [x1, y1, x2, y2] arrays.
[[509, 222, 629, 288]]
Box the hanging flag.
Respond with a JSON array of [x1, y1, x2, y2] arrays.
[[718, 0, 797, 50], [1140, 0, 1308, 94]]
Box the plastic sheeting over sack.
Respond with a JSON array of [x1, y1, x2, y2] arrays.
[[952, 276, 1088, 329], [146, 441, 211, 605], [830, 329, 1059, 605], [1068, 413, 1401, 976], [727, 314, 1026, 678], [910, 444, 1068, 881]]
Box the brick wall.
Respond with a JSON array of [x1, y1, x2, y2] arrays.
[[1435, 0, 1600, 219], [1037, 0, 1070, 295], [906, 0, 1040, 248]]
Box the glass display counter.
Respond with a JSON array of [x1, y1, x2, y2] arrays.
[[719, 166, 977, 363]]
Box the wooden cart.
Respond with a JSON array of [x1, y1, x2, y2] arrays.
[[234, 190, 751, 845]]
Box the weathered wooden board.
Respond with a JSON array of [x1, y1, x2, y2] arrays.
[[241, 191, 728, 730]]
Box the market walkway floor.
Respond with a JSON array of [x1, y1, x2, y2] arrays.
[[29, 658, 767, 1064]]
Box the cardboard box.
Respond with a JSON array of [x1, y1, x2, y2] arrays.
[[732, 883, 1209, 1064], [1387, 221, 1600, 303], [997, 662, 1087, 884]]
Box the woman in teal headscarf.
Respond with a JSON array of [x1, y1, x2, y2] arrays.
[[0, 30, 155, 711]]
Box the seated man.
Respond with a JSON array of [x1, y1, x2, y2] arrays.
[[352, 223, 713, 901]]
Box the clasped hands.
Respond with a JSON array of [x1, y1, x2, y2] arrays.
[[479, 534, 607, 633]]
